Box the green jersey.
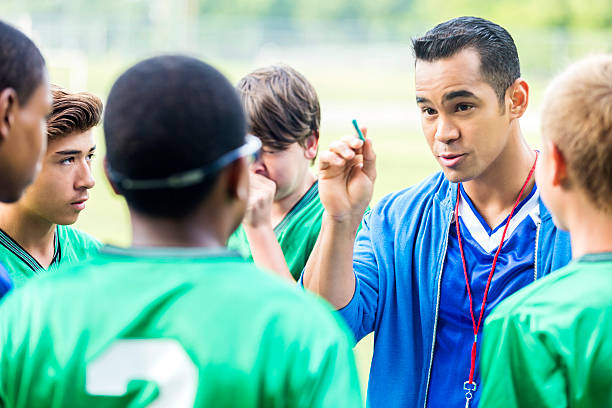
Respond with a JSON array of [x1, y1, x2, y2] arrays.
[[228, 181, 324, 280], [0, 246, 362, 408], [0, 225, 101, 287], [480, 253, 612, 408]]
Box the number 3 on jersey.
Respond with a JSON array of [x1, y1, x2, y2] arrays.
[[86, 339, 198, 407]]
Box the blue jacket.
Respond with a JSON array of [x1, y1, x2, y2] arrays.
[[338, 172, 571, 407]]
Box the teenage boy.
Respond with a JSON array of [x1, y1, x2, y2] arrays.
[[0, 20, 51, 296], [0, 86, 102, 287], [301, 17, 571, 407], [480, 55, 612, 407], [228, 65, 322, 281], [0, 55, 362, 407]]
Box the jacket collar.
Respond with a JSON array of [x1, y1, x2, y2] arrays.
[[434, 173, 552, 223], [433, 173, 456, 214]]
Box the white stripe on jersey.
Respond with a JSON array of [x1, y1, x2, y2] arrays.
[[456, 188, 541, 254]]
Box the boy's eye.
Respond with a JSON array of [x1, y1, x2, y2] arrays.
[[61, 157, 74, 165], [421, 107, 437, 116], [87, 153, 95, 161]]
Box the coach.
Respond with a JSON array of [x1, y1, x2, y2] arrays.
[[302, 17, 571, 408]]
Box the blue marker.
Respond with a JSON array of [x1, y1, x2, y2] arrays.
[[352, 119, 365, 141]]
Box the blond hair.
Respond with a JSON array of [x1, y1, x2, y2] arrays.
[[541, 55, 612, 212], [47, 85, 103, 141]]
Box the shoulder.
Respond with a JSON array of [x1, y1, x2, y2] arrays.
[[58, 226, 102, 250], [365, 171, 453, 226], [376, 172, 450, 210], [0, 272, 56, 335], [226, 224, 248, 254], [292, 181, 325, 221], [237, 268, 354, 344], [487, 262, 582, 326]]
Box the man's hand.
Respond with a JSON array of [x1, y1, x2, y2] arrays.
[[318, 130, 376, 224], [243, 173, 277, 228]]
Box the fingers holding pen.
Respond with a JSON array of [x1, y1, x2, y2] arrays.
[[319, 137, 363, 172], [330, 138, 361, 159]]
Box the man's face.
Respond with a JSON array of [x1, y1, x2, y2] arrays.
[[0, 80, 51, 202], [19, 129, 96, 225], [415, 48, 513, 183], [250, 140, 313, 201]]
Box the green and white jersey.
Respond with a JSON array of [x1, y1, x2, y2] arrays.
[[228, 181, 324, 280], [480, 253, 612, 407], [0, 246, 362, 408], [0, 225, 101, 287]]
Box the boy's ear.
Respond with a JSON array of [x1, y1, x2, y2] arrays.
[[548, 141, 569, 188], [225, 156, 248, 202], [0, 88, 17, 143], [303, 130, 319, 160], [508, 78, 529, 119]]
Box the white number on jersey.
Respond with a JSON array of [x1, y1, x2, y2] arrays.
[[86, 339, 198, 407]]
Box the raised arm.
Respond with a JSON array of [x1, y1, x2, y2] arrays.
[[243, 172, 294, 282], [303, 132, 376, 309]]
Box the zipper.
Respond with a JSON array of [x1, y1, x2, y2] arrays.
[[534, 221, 541, 281], [423, 209, 452, 408]]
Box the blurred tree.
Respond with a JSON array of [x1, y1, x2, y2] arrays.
[[410, 0, 612, 29], [2, 0, 610, 29]]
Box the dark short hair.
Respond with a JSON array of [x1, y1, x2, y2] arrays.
[[47, 85, 102, 141], [0, 20, 46, 105], [237, 64, 320, 151], [412, 16, 520, 104], [104, 55, 246, 218]]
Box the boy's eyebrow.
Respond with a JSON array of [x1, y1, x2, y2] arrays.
[[416, 96, 430, 104], [54, 145, 97, 155]]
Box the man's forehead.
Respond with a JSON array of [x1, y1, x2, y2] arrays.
[[415, 49, 483, 85], [414, 51, 492, 100]]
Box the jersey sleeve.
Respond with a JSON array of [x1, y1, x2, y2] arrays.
[[480, 309, 567, 408]]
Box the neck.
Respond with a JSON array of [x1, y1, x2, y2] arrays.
[[462, 128, 536, 228], [564, 196, 612, 259], [0, 203, 56, 263], [271, 171, 316, 224], [129, 206, 230, 249]]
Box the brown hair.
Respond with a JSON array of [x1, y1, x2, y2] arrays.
[[237, 64, 320, 151], [541, 54, 612, 212], [47, 85, 103, 141]]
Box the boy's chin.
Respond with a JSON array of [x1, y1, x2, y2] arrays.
[[52, 213, 80, 226]]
